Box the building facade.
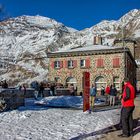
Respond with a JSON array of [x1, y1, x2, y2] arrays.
[[114, 39, 140, 91], [48, 45, 137, 95]]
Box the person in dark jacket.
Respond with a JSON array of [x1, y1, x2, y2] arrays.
[[39, 82, 44, 98], [118, 77, 135, 138], [32, 81, 39, 100], [109, 84, 117, 106], [101, 86, 105, 96], [50, 83, 56, 96]]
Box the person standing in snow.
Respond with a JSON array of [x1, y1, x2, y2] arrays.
[[69, 84, 75, 96], [90, 84, 97, 111], [118, 77, 135, 138], [39, 82, 44, 98], [32, 81, 40, 100], [101, 86, 105, 96], [109, 84, 117, 106], [50, 83, 56, 96], [105, 85, 110, 104]]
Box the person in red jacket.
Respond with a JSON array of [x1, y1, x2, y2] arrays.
[[105, 85, 110, 104], [118, 77, 135, 138]]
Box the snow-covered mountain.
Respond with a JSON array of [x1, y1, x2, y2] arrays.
[[0, 9, 140, 86]]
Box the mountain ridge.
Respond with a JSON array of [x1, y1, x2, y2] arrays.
[[0, 9, 140, 86]]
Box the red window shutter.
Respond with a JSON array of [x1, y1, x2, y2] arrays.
[[113, 58, 120, 67], [73, 60, 77, 68], [116, 58, 120, 67], [64, 60, 67, 68], [50, 61, 54, 68], [101, 59, 104, 67], [113, 58, 116, 67], [86, 59, 90, 68], [97, 59, 100, 67], [60, 61, 63, 68], [97, 58, 104, 67]]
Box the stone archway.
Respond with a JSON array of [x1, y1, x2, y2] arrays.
[[66, 77, 77, 89], [95, 76, 107, 90]]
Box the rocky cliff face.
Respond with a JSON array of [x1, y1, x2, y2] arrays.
[[0, 9, 140, 86]]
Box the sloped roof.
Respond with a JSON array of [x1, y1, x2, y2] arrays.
[[48, 45, 128, 56], [47, 45, 137, 67], [54, 45, 124, 53]]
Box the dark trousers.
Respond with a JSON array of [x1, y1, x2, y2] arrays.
[[121, 106, 135, 135]]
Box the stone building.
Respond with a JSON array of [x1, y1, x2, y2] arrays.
[[48, 44, 137, 95], [114, 39, 140, 91]]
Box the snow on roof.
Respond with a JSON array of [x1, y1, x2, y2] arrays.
[[52, 45, 125, 54]]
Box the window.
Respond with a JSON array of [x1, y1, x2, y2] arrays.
[[113, 58, 120, 68], [54, 61, 60, 68], [113, 77, 120, 90], [95, 76, 106, 90], [80, 59, 86, 67], [68, 60, 74, 68], [97, 58, 104, 68]]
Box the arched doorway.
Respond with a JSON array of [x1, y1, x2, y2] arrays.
[[113, 76, 120, 91], [95, 76, 106, 90], [66, 77, 77, 89]]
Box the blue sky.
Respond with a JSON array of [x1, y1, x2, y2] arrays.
[[0, 0, 140, 30]]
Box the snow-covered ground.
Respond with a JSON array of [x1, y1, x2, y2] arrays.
[[0, 96, 120, 140]]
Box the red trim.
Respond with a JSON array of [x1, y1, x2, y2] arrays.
[[60, 61, 63, 68], [73, 60, 77, 68], [50, 61, 54, 68], [86, 59, 90, 68], [113, 58, 120, 67], [63, 60, 67, 68], [97, 58, 104, 68]]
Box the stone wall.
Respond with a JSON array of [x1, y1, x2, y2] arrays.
[[0, 89, 24, 111], [0, 88, 72, 112], [114, 41, 135, 58], [49, 52, 126, 94]]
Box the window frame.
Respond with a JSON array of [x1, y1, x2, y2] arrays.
[[54, 61, 60, 69], [80, 59, 86, 68], [68, 60, 74, 68]]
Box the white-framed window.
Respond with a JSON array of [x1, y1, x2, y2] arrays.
[[80, 59, 86, 67], [54, 61, 60, 68], [68, 60, 74, 68], [95, 76, 106, 90], [113, 76, 120, 91]]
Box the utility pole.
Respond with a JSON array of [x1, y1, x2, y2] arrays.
[[122, 26, 127, 79]]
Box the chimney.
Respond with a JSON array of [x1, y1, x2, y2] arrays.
[[93, 35, 103, 45]]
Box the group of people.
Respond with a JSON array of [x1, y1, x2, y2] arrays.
[[90, 78, 136, 138], [99, 85, 118, 106], [105, 84, 118, 106], [31, 81, 45, 100], [90, 83, 118, 111]]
